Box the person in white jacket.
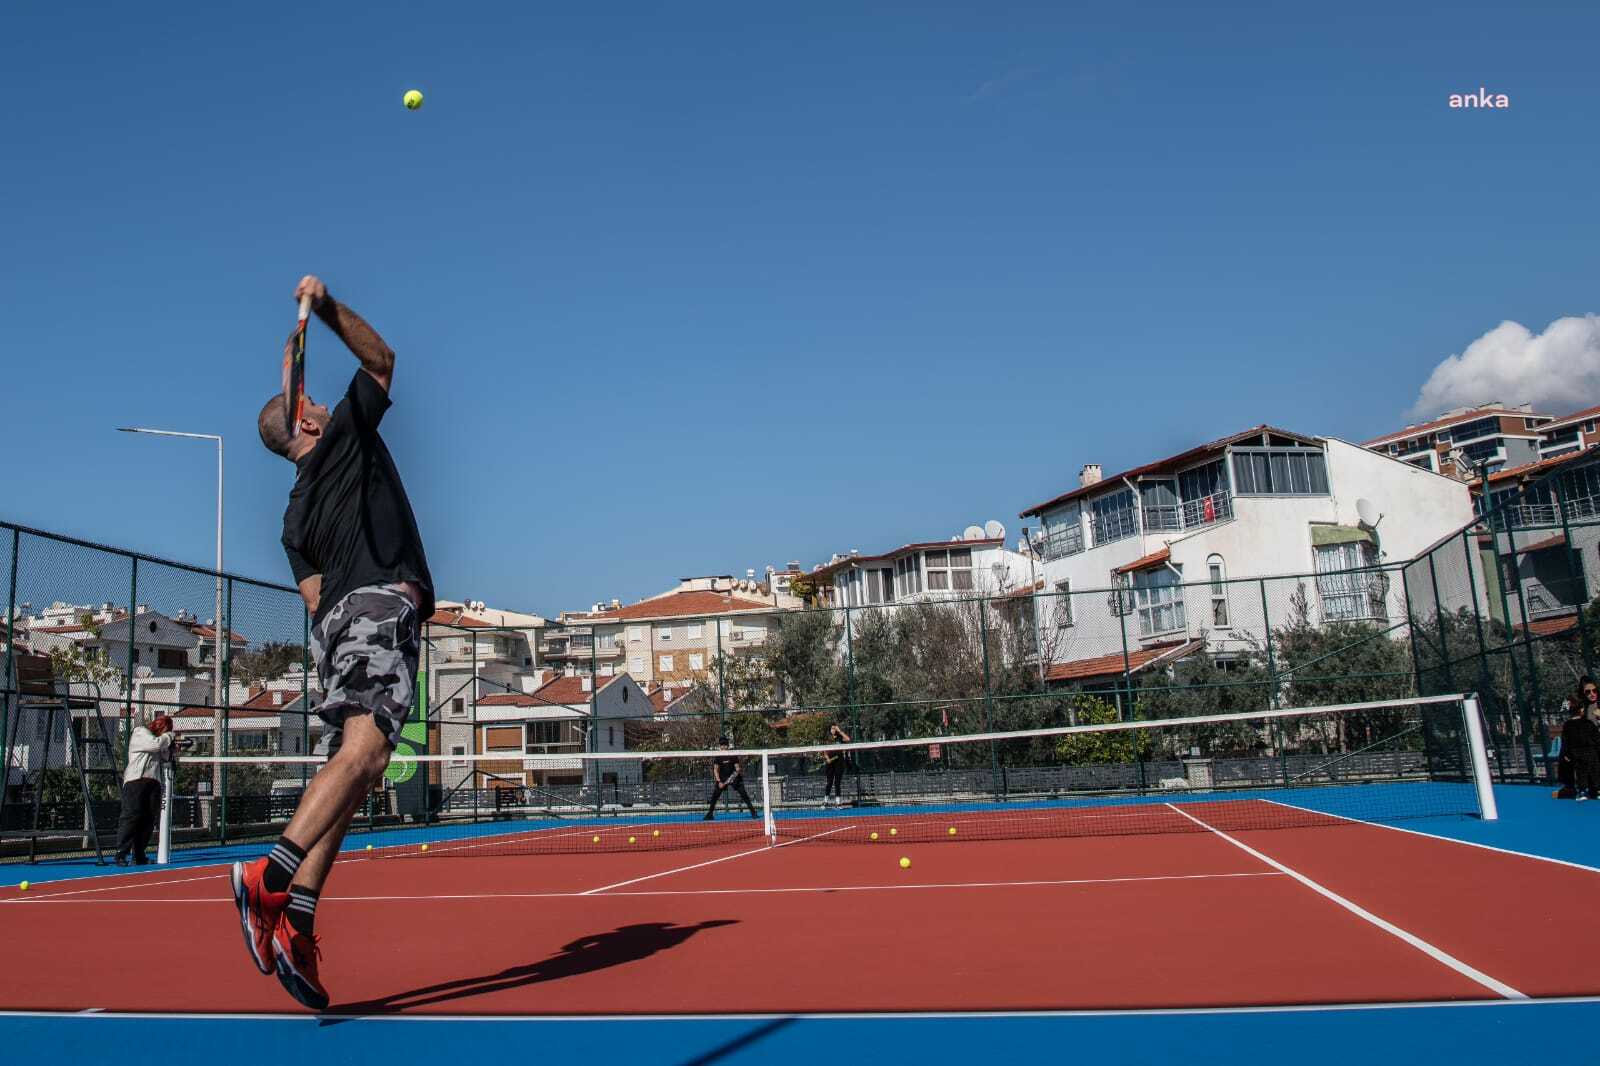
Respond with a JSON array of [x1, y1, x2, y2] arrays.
[[116, 715, 178, 866]]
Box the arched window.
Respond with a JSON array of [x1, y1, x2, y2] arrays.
[[1207, 555, 1230, 628]]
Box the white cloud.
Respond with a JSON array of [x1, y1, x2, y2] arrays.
[[1408, 315, 1600, 419]]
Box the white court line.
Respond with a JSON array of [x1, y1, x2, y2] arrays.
[[1258, 796, 1600, 877], [0, 871, 228, 902], [0, 870, 1284, 904], [1164, 802, 1526, 1000], [580, 824, 857, 895]]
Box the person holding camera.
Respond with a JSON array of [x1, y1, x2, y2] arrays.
[[115, 714, 183, 866]]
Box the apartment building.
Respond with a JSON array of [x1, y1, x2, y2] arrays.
[[1018, 426, 1476, 684], [545, 577, 783, 689], [1362, 403, 1552, 479], [1537, 405, 1600, 460], [442, 671, 647, 793], [809, 530, 1035, 610]]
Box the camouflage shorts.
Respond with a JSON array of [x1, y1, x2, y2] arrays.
[[310, 584, 420, 755]]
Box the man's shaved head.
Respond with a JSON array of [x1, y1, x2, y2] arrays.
[[258, 395, 292, 458]]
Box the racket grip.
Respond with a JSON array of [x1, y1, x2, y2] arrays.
[[298, 294, 313, 321]]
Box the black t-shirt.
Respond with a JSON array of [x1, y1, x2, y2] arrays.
[[281, 371, 435, 627], [713, 755, 741, 783], [1563, 716, 1600, 756]]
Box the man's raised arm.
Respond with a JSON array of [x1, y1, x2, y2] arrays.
[[294, 275, 395, 393]]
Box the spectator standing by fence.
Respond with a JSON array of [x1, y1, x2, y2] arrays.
[[1562, 693, 1600, 801], [116, 715, 178, 865]]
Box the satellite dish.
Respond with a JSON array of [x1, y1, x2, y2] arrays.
[[984, 519, 1006, 541], [963, 525, 985, 541], [1356, 498, 1382, 528]]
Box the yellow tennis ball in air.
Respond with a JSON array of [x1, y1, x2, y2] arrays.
[[899, 857, 911, 869], [889, 827, 898, 837], [18, 881, 28, 892], [652, 830, 660, 838], [592, 835, 600, 843], [869, 832, 879, 841], [403, 90, 424, 110], [628, 836, 637, 844], [948, 827, 957, 836], [420, 843, 429, 853]]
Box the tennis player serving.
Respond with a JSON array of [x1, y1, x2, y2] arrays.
[[232, 275, 434, 1010]]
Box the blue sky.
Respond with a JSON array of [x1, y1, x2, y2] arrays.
[[4, 1, 1599, 617]]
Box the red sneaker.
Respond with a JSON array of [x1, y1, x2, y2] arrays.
[[230, 859, 287, 976], [271, 912, 329, 1011]]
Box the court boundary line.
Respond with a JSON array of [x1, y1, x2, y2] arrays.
[[5, 995, 1599, 1022], [1257, 797, 1600, 876], [1164, 803, 1526, 1000], [0, 870, 1286, 904], [578, 824, 856, 894]]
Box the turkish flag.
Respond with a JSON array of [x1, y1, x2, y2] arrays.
[[1203, 496, 1216, 523]]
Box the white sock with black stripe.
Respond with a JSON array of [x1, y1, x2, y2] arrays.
[[286, 885, 320, 936]]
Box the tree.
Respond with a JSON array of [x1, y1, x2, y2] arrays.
[[232, 641, 307, 688]]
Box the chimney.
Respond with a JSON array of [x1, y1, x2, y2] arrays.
[[581, 676, 593, 693], [611, 598, 620, 609], [273, 691, 284, 706], [1080, 464, 1103, 487]]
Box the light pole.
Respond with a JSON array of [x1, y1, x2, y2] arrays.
[[117, 428, 225, 789]]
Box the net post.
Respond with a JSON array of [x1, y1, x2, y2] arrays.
[[1462, 693, 1498, 821], [156, 759, 173, 865], [761, 753, 775, 842]]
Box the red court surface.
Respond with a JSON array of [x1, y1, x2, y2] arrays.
[[2, 808, 1596, 1016]]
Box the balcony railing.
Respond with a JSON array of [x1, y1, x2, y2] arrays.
[[1142, 492, 1234, 534]]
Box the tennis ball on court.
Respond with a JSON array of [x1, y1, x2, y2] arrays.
[[628, 836, 637, 844], [869, 832, 878, 841], [592, 835, 600, 843], [420, 843, 429, 852], [652, 830, 660, 838], [948, 827, 957, 836], [889, 827, 897, 836], [365, 844, 373, 851], [18, 881, 28, 892], [403, 90, 424, 110], [899, 857, 910, 869]]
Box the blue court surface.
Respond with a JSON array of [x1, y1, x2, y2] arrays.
[[3, 784, 1597, 1065]]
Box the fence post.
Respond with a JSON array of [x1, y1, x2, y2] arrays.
[[1115, 586, 1132, 720], [1554, 473, 1596, 678], [1425, 555, 1456, 692], [843, 605, 855, 721], [1, 528, 18, 829], [1485, 517, 1530, 779], [1504, 521, 1543, 776], [714, 613, 726, 731], [471, 631, 479, 825], [1400, 567, 1423, 699], [1458, 528, 1506, 779], [1259, 579, 1278, 710], [125, 558, 139, 723], [219, 578, 233, 846], [590, 632, 601, 816], [978, 596, 999, 798], [301, 607, 310, 790]]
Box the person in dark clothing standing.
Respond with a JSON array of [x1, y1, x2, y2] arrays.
[[115, 715, 178, 865], [1554, 696, 1581, 799], [705, 736, 759, 820], [822, 723, 851, 805], [231, 276, 436, 1012], [1562, 694, 1600, 801]]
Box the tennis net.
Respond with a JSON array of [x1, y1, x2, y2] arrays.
[[146, 693, 1493, 861]]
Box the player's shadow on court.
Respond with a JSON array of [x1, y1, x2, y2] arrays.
[[326, 919, 739, 1017]]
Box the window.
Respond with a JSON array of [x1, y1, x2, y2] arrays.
[[866, 568, 883, 604], [1207, 555, 1229, 628], [1231, 448, 1329, 496], [659, 655, 673, 672], [895, 554, 925, 593], [1458, 439, 1501, 467], [1388, 443, 1399, 455], [630, 656, 645, 674], [1039, 505, 1085, 560], [1131, 566, 1186, 638], [448, 745, 467, 768], [131, 649, 140, 664], [526, 721, 562, 747], [687, 623, 703, 639], [1140, 479, 1181, 532], [1053, 580, 1073, 628], [158, 648, 187, 670], [1090, 490, 1139, 545], [924, 548, 973, 592], [1315, 541, 1386, 622], [608, 726, 615, 747], [689, 653, 704, 671], [627, 626, 644, 643], [450, 697, 465, 717], [1447, 416, 1500, 444], [1586, 421, 1596, 435], [600, 664, 614, 676], [658, 625, 672, 642]]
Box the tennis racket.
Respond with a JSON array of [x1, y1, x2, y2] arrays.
[[281, 295, 312, 437]]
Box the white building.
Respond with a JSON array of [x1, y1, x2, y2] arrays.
[[1018, 426, 1476, 683], [809, 530, 1036, 610]]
